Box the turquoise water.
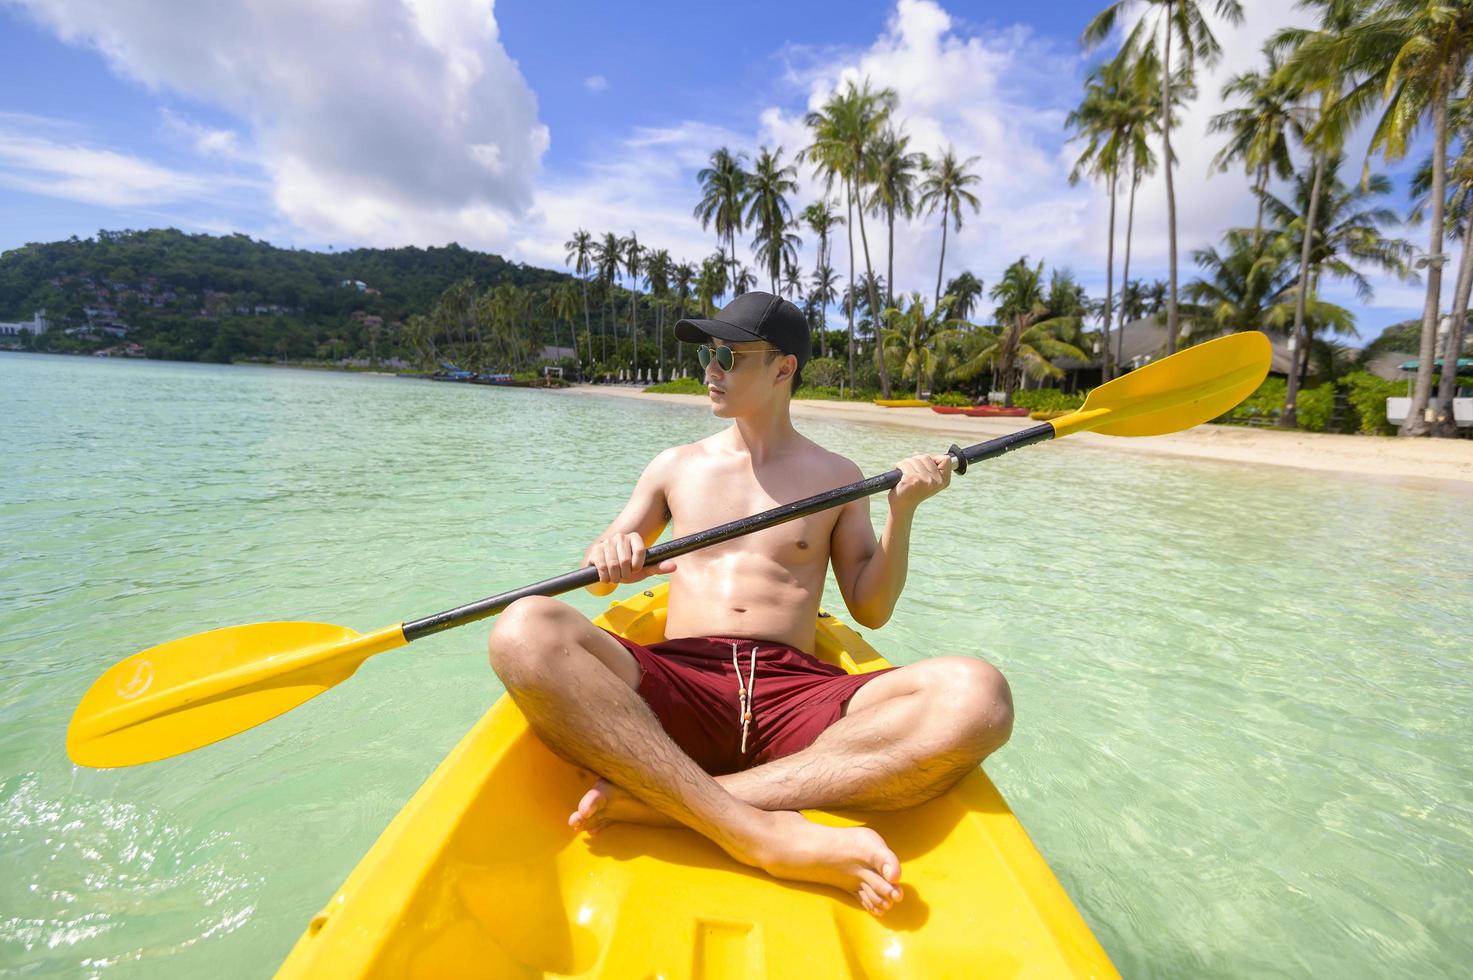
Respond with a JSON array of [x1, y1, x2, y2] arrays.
[[3, 352, 1470, 977]]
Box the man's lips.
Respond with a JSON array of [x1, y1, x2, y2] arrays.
[[707, 383, 725, 395]]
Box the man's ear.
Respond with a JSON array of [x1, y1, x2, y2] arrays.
[[776, 354, 796, 383]]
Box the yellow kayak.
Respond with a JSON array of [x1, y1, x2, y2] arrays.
[[873, 398, 931, 408], [276, 585, 1117, 978]]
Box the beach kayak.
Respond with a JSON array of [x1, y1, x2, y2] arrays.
[[930, 405, 966, 414], [962, 406, 1031, 417], [873, 398, 931, 408], [275, 584, 1117, 978]]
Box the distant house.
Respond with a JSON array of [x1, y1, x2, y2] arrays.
[[541, 345, 576, 362], [0, 309, 48, 337], [340, 279, 368, 292]]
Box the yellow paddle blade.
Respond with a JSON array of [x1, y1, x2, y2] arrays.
[[67, 620, 406, 768], [1049, 331, 1271, 438]]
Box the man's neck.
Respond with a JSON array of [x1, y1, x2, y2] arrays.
[[729, 398, 797, 463]]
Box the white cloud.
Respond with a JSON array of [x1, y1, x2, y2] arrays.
[[7, 0, 549, 245], [584, 75, 609, 93], [0, 126, 256, 207]]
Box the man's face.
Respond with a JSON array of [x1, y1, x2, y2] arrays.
[[704, 337, 792, 418]]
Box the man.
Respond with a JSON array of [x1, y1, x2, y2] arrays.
[[488, 291, 1013, 917]]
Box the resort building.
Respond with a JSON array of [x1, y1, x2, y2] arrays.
[[0, 309, 48, 338]]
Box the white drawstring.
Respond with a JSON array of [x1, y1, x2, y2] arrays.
[[731, 641, 758, 755]]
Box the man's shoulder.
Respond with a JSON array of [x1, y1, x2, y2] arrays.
[[796, 437, 863, 482]]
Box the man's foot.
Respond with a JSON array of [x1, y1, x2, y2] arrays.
[[739, 809, 904, 917], [569, 778, 677, 835]]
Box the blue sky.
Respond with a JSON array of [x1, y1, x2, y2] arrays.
[[0, 0, 1448, 342]]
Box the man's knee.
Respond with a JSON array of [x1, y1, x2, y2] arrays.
[[923, 657, 1014, 755], [487, 595, 575, 679]]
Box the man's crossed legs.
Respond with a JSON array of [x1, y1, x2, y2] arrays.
[[487, 596, 1014, 916]]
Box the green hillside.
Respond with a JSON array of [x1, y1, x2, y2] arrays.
[[0, 229, 569, 363]]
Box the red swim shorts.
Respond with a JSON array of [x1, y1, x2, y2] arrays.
[[604, 632, 895, 776]]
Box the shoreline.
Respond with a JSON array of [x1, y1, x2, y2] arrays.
[[559, 383, 1473, 489]]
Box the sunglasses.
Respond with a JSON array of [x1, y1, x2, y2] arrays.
[[697, 344, 784, 371]]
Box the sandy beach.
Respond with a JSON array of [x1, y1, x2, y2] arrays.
[[560, 383, 1473, 489]]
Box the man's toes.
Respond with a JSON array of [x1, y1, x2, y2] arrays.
[[856, 883, 879, 915], [857, 869, 896, 911]]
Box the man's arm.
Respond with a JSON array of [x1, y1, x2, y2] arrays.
[[829, 453, 952, 628], [583, 447, 679, 594]]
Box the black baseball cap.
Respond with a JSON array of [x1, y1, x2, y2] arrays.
[[675, 291, 811, 371]]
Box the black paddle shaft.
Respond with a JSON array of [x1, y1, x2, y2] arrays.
[[402, 422, 1055, 641]]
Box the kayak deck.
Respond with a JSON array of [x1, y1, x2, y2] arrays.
[[276, 586, 1116, 978]]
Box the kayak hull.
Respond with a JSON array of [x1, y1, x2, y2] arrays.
[[873, 399, 931, 408], [275, 586, 1117, 978]]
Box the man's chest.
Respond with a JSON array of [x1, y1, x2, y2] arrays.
[[666, 460, 840, 558]]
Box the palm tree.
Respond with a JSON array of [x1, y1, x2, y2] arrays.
[[986, 257, 1089, 406], [697, 252, 728, 318], [646, 247, 671, 382], [1209, 45, 1303, 244], [1068, 54, 1132, 381], [622, 232, 644, 380], [944, 271, 985, 321], [1411, 99, 1473, 435], [867, 127, 924, 308], [595, 231, 621, 362], [1303, 0, 1473, 435], [733, 264, 758, 296], [804, 78, 899, 397], [881, 295, 966, 398], [694, 148, 750, 292], [1260, 154, 1413, 391], [673, 260, 697, 375], [1116, 47, 1166, 372], [810, 264, 841, 359], [746, 146, 800, 294], [802, 200, 844, 359], [1084, 0, 1245, 355], [564, 229, 595, 365], [780, 256, 805, 301], [1184, 228, 1341, 337], [918, 149, 983, 313]]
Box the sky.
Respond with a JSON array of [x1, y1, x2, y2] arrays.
[[0, 0, 1452, 343]]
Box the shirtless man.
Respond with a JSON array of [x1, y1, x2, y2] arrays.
[[487, 291, 1013, 917]]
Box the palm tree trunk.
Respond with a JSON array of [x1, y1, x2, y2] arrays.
[[933, 211, 949, 312], [854, 176, 892, 398], [886, 204, 895, 311], [1253, 161, 1268, 246], [581, 279, 592, 367], [1282, 151, 1325, 430], [1433, 208, 1473, 436], [1120, 167, 1138, 371], [1104, 171, 1117, 382], [630, 292, 639, 382], [1161, 4, 1180, 354], [846, 181, 857, 391], [1404, 82, 1450, 437]]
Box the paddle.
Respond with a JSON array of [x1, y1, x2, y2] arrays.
[[67, 331, 1270, 768]]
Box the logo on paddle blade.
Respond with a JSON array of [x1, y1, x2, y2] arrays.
[[116, 658, 154, 700]]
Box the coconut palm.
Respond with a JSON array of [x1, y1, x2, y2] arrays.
[[943, 271, 985, 321], [880, 295, 966, 398], [1067, 53, 1137, 380], [1411, 97, 1473, 435], [697, 252, 728, 318], [866, 127, 924, 308], [1113, 48, 1167, 372], [694, 148, 750, 293], [621, 232, 645, 380], [802, 200, 844, 359], [804, 78, 900, 397], [733, 264, 758, 296], [672, 260, 697, 374], [984, 257, 1092, 406], [564, 228, 596, 365], [594, 231, 622, 361], [1210, 45, 1304, 244], [918, 149, 983, 314], [1260, 154, 1413, 389], [745, 146, 800, 294], [1183, 228, 1351, 339], [646, 247, 671, 382], [810, 264, 841, 358], [1084, 0, 1245, 355], [780, 256, 805, 301], [1304, 0, 1473, 435]]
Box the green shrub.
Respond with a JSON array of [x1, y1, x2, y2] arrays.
[[803, 356, 846, 389], [1225, 376, 1286, 422], [1295, 381, 1337, 432], [1341, 371, 1401, 435], [1010, 388, 1086, 412], [794, 385, 844, 400], [644, 377, 708, 395], [930, 391, 972, 407]]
